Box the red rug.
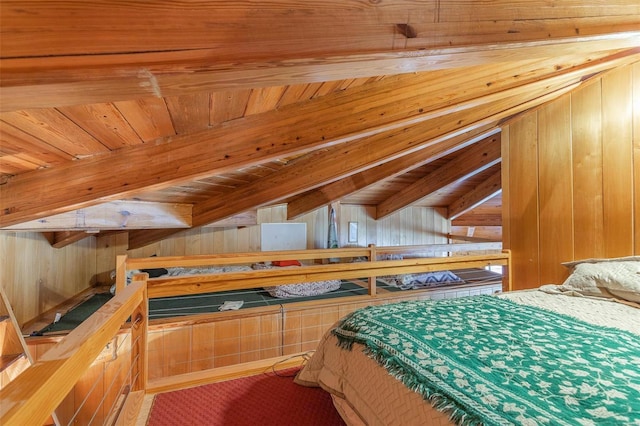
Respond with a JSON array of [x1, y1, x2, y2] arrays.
[[147, 368, 346, 426]]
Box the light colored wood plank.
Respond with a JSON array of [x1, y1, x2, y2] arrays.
[[634, 62, 640, 254], [114, 97, 176, 142], [504, 116, 540, 290], [602, 65, 634, 257], [538, 94, 574, 284], [164, 93, 211, 135], [58, 103, 144, 149], [0, 109, 108, 156], [571, 79, 605, 259]]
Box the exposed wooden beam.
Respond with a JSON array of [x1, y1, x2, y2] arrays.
[[3, 49, 636, 232], [448, 171, 502, 220], [203, 211, 258, 228], [2, 201, 192, 231], [46, 231, 93, 249], [376, 137, 502, 219], [287, 127, 499, 219], [2, 32, 639, 112]]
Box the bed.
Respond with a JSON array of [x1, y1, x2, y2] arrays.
[[295, 256, 640, 425]]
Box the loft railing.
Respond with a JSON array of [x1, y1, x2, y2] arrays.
[[0, 243, 508, 424]]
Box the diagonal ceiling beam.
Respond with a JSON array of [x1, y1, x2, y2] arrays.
[[128, 75, 584, 249], [2, 33, 639, 112], [286, 127, 500, 219], [448, 171, 503, 220], [376, 137, 502, 220]]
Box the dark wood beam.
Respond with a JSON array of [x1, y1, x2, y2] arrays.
[[376, 137, 502, 219]]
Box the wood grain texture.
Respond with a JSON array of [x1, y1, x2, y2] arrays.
[[602, 66, 634, 257], [538, 94, 574, 284], [571, 80, 605, 259]]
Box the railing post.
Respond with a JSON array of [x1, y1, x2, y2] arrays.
[[116, 255, 128, 294], [368, 244, 377, 296], [130, 273, 148, 392]]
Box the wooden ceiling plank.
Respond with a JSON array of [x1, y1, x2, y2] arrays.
[[0, 110, 109, 157], [3, 201, 192, 231], [57, 103, 144, 149], [190, 69, 587, 227], [164, 93, 211, 135], [0, 121, 75, 165], [448, 170, 503, 220], [210, 90, 252, 125], [244, 86, 288, 116], [376, 137, 502, 220], [2, 49, 636, 228], [128, 74, 587, 249], [113, 97, 176, 143], [3, 33, 639, 112], [286, 126, 499, 219]]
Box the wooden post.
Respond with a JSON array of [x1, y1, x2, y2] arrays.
[[368, 244, 377, 297], [130, 273, 148, 392], [115, 255, 128, 294], [502, 249, 512, 292]]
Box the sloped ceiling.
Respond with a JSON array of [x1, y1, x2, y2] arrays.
[[1, 1, 639, 248]]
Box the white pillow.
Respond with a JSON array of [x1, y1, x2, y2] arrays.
[[561, 260, 640, 302]]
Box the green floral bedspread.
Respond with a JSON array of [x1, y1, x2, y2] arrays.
[[332, 295, 640, 425]]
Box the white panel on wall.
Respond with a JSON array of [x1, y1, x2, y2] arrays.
[[261, 223, 307, 251]]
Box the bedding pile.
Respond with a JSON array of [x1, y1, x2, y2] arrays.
[[251, 261, 341, 298], [378, 270, 464, 290]]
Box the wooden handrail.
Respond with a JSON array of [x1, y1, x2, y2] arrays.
[[0, 278, 147, 426]]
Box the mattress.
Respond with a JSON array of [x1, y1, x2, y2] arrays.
[[295, 290, 640, 425]]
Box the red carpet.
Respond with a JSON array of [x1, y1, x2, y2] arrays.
[[147, 368, 346, 426]]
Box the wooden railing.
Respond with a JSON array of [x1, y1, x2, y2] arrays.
[[1, 243, 508, 425], [0, 276, 148, 426]]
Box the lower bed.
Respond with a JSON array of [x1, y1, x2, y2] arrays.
[[295, 290, 640, 425], [34, 268, 502, 333]]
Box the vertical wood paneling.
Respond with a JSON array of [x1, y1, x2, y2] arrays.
[[571, 82, 604, 259], [538, 95, 574, 283], [602, 66, 634, 257], [504, 61, 640, 287], [506, 116, 540, 290], [633, 62, 640, 254]]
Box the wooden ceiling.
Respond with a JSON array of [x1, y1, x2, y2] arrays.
[[1, 1, 639, 248]]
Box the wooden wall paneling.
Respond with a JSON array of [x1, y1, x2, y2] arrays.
[[259, 313, 281, 359], [537, 95, 574, 284], [602, 66, 634, 257], [114, 97, 176, 143], [239, 316, 261, 363], [571, 81, 605, 259], [213, 319, 241, 367], [505, 116, 540, 290], [300, 309, 323, 352], [146, 330, 164, 381], [634, 62, 640, 254], [163, 326, 192, 377], [282, 310, 302, 355], [191, 322, 216, 372]]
